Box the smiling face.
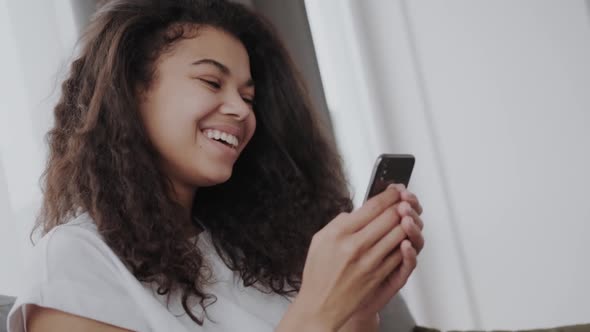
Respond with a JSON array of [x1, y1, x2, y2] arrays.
[[138, 25, 256, 203]]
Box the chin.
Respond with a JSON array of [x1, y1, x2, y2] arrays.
[[199, 169, 233, 187]]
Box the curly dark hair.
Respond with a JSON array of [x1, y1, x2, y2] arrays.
[[36, 0, 353, 325]]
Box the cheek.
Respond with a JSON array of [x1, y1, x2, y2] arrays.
[[245, 113, 257, 144], [142, 93, 214, 154], [145, 104, 192, 146]]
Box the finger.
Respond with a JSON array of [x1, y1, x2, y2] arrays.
[[393, 183, 406, 191], [361, 249, 404, 312], [384, 240, 417, 292], [352, 204, 401, 252], [344, 185, 402, 233], [372, 248, 403, 285], [363, 225, 407, 270], [413, 214, 424, 231], [370, 241, 416, 308], [401, 217, 424, 254], [396, 202, 424, 230], [400, 190, 423, 215], [399, 240, 418, 276]]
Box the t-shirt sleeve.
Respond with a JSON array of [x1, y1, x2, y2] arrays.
[[7, 225, 149, 332]]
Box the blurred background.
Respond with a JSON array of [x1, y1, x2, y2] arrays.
[[1, 0, 589, 330]]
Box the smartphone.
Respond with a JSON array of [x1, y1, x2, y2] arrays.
[[363, 154, 415, 202]]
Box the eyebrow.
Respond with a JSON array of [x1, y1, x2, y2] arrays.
[[191, 58, 254, 88]]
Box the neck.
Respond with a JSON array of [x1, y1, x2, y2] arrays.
[[172, 183, 201, 236]]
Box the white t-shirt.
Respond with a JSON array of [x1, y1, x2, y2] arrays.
[[7, 213, 294, 331]]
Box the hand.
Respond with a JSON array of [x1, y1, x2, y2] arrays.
[[345, 184, 425, 327], [396, 184, 425, 254], [278, 185, 407, 331]]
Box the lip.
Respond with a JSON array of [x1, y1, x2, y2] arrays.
[[199, 123, 244, 147]]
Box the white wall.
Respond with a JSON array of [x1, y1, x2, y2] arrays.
[[306, 0, 590, 330], [0, 0, 78, 296]]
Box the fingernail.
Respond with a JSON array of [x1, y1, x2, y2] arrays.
[[387, 184, 398, 190], [395, 183, 406, 191], [401, 201, 412, 213], [403, 216, 413, 227]]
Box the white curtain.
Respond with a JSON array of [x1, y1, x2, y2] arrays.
[[0, 0, 80, 296], [305, 0, 590, 330]]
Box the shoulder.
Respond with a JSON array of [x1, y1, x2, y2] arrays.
[[21, 213, 124, 284], [7, 213, 149, 332], [38, 214, 121, 279], [34, 212, 103, 254], [40, 212, 104, 251]]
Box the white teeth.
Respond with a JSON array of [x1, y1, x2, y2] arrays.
[[202, 129, 239, 148]]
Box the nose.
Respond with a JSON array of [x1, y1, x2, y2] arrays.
[[220, 92, 252, 121]]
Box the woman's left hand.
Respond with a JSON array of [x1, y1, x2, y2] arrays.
[[339, 184, 424, 332], [395, 184, 424, 254]]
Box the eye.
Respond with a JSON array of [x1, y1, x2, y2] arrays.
[[242, 97, 254, 105], [199, 79, 221, 89]]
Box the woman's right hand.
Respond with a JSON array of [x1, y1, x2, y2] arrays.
[[277, 185, 407, 332]]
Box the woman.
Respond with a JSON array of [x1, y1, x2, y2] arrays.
[[8, 0, 425, 331]]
